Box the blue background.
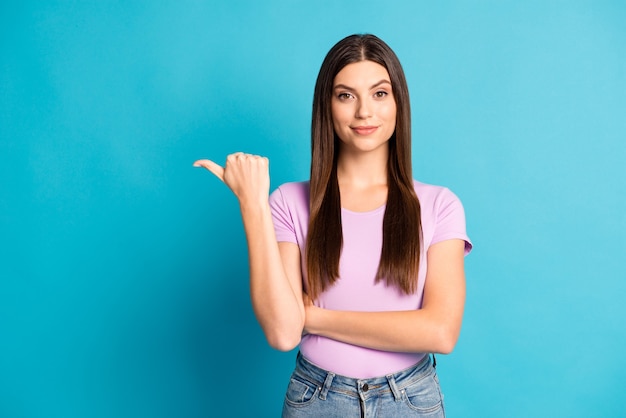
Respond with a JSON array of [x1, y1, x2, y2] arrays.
[[1, 1, 625, 417]]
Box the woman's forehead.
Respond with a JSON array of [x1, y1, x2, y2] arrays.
[[333, 61, 391, 88]]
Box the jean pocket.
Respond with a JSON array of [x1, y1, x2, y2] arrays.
[[402, 373, 444, 414], [284, 375, 320, 407]]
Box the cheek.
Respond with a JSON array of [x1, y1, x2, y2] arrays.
[[330, 114, 343, 138], [331, 107, 351, 130], [332, 120, 341, 138], [331, 103, 344, 119], [382, 102, 397, 121]]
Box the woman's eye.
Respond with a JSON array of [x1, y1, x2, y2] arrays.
[[337, 92, 353, 100], [374, 91, 388, 98]]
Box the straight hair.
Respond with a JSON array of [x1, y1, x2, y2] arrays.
[[306, 34, 422, 300]]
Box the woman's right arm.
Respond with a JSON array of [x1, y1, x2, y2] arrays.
[[194, 153, 305, 351]]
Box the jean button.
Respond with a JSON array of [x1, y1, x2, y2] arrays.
[[362, 383, 369, 392]]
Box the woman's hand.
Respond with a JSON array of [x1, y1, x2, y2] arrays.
[[194, 152, 270, 207], [194, 152, 305, 351]]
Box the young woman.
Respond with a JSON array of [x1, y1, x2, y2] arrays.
[[194, 34, 471, 417]]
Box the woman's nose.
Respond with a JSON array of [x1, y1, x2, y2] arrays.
[[355, 98, 372, 119]]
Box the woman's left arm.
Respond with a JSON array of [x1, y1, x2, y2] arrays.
[[303, 239, 466, 354]]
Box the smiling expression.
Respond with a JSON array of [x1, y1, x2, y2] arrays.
[[331, 60, 397, 155]]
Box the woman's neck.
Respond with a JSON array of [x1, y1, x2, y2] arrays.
[[336, 147, 388, 188], [336, 148, 389, 212]]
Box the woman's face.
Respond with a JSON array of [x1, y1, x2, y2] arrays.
[[331, 60, 397, 155]]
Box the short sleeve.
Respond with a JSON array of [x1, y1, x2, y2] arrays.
[[431, 188, 473, 255], [269, 187, 298, 244]]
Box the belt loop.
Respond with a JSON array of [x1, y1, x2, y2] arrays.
[[319, 371, 334, 400], [385, 373, 402, 401]]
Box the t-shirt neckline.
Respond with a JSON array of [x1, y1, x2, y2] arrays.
[[341, 204, 386, 216]]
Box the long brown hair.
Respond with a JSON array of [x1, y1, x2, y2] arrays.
[[306, 34, 422, 300]]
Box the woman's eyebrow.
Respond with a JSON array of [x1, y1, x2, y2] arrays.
[[333, 79, 392, 91]]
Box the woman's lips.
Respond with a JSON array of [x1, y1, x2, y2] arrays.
[[351, 126, 378, 135]]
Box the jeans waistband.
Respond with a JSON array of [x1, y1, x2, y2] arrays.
[[293, 352, 434, 401]]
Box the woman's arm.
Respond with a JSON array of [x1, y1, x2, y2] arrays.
[[303, 239, 466, 354], [194, 154, 305, 351]]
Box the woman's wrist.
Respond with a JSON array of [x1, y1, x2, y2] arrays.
[[304, 304, 328, 336]]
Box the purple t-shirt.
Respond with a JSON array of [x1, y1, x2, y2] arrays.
[[269, 180, 472, 378]]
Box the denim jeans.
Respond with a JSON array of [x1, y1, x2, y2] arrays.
[[282, 352, 445, 417]]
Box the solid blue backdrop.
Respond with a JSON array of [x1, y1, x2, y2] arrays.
[[1, 1, 625, 417]]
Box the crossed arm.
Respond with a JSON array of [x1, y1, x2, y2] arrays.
[[195, 154, 466, 354], [301, 239, 466, 354]]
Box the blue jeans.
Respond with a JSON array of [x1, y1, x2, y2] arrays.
[[282, 352, 445, 417]]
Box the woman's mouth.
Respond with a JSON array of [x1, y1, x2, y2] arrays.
[[351, 126, 378, 135]]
